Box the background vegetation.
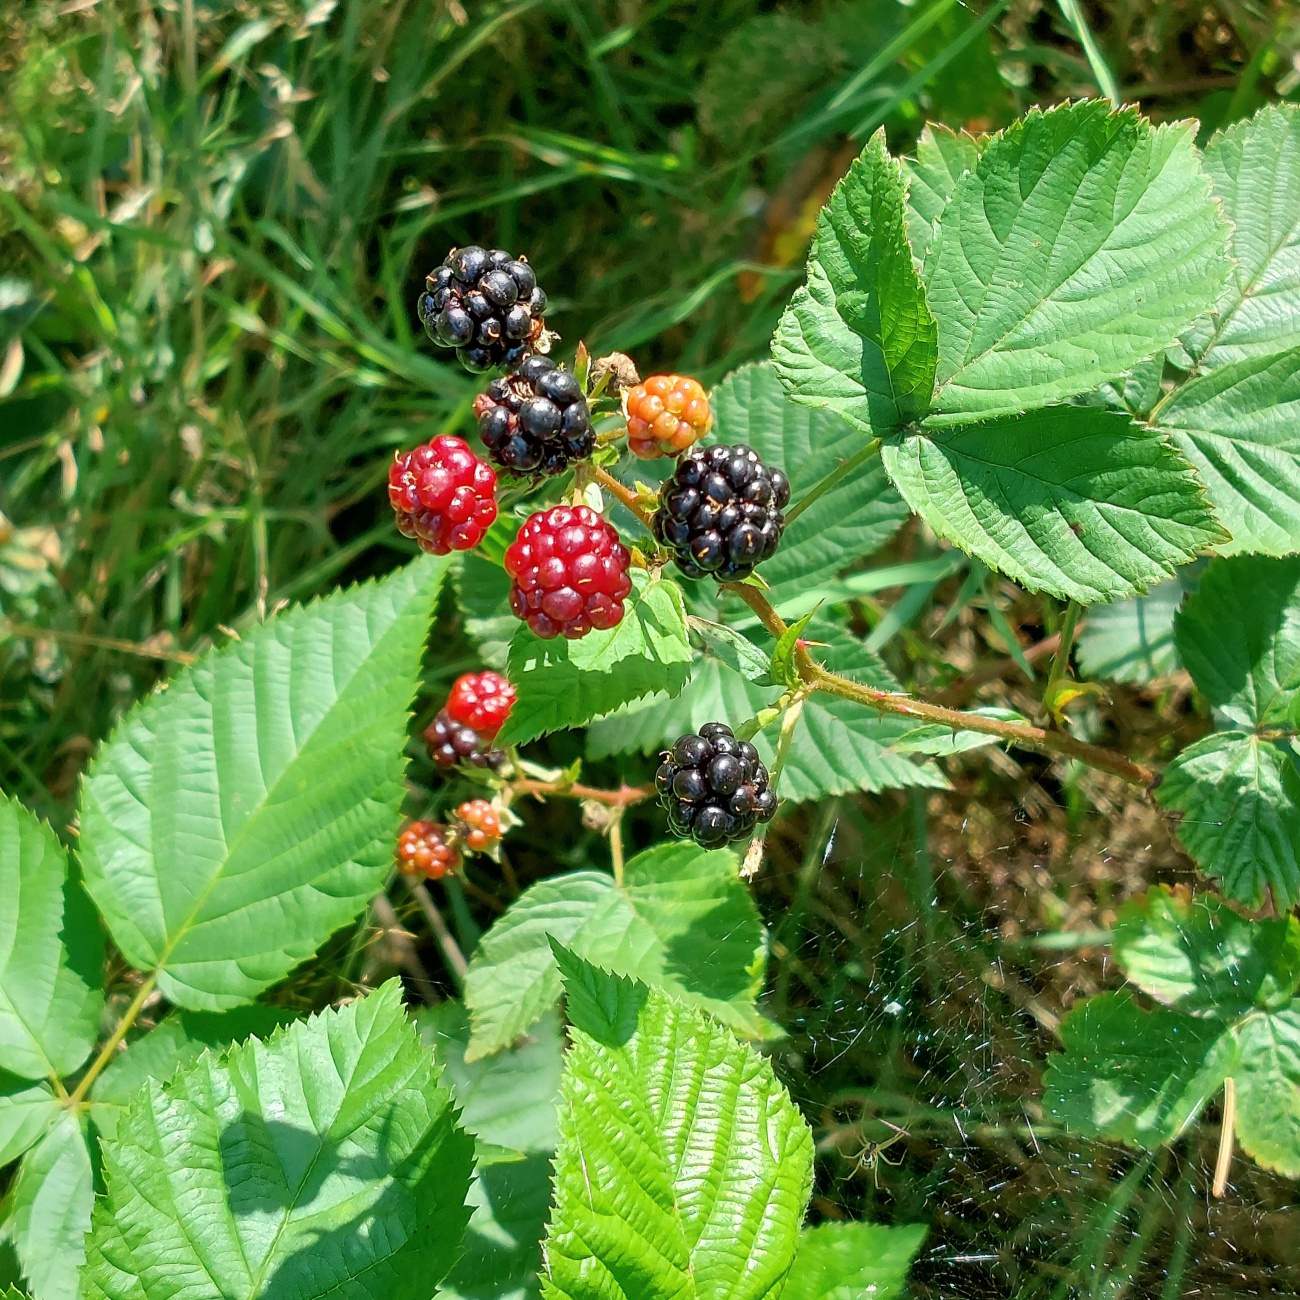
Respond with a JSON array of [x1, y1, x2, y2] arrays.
[[2, 1, 1298, 1296]]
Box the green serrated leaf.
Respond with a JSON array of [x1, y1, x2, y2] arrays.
[[497, 573, 693, 747], [1158, 348, 1300, 558], [1174, 555, 1300, 729], [783, 1221, 927, 1300], [883, 406, 1226, 604], [550, 941, 647, 1047], [1232, 1003, 1300, 1179], [1075, 579, 1181, 685], [456, 552, 515, 671], [903, 123, 983, 264], [710, 364, 908, 601], [0, 797, 102, 1082], [464, 842, 770, 1061], [773, 131, 937, 434], [926, 102, 1230, 420], [1043, 991, 1235, 1149], [1112, 886, 1300, 1018], [2, 1113, 93, 1300], [687, 617, 773, 685], [543, 955, 813, 1300], [1184, 103, 1300, 370], [1156, 731, 1300, 911], [80, 982, 474, 1300], [0, 1077, 57, 1167], [771, 607, 816, 691], [80, 556, 449, 1011]]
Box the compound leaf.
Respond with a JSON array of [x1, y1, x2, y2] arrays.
[[882, 406, 1225, 604], [1158, 348, 1300, 557], [1156, 732, 1300, 912], [1233, 1004, 1300, 1179], [543, 955, 813, 1300], [498, 573, 692, 747], [903, 124, 983, 263], [926, 102, 1230, 420], [773, 130, 937, 435], [1174, 555, 1300, 728], [80, 556, 449, 1011], [1184, 104, 1300, 370], [711, 364, 908, 602], [1075, 580, 1181, 684], [1112, 886, 1300, 1018], [0, 797, 102, 1082], [783, 1221, 927, 1300], [2, 1113, 94, 1300], [1043, 992, 1234, 1149], [80, 982, 474, 1300], [463, 842, 770, 1061]]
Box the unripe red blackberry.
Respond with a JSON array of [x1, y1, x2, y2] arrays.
[[446, 671, 515, 739], [396, 820, 460, 880], [425, 709, 506, 771], [388, 435, 498, 554], [504, 505, 632, 640], [454, 798, 502, 854], [475, 355, 594, 477], [417, 246, 548, 373], [655, 722, 778, 846], [626, 374, 711, 459], [653, 444, 789, 581]]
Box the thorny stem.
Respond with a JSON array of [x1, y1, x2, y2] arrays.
[[722, 580, 1154, 787], [1040, 600, 1082, 721], [591, 465, 654, 528], [67, 973, 159, 1105], [511, 776, 654, 807], [609, 812, 626, 888]]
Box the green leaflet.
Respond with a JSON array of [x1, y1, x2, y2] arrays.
[[1158, 348, 1300, 557], [543, 952, 814, 1300], [710, 363, 908, 602], [925, 101, 1230, 420], [1155, 732, 1300, 911], [1184, 103, 1300, 370], [1174, 554, 1300, 730], [0, 1078, 57, 1167], [463, 843, 771, 1061], [1232, 1008, 1300, 1179], [882, 406, 1225, 604], [783, 1222, 927, 1300], [773, 130, 937, 434], [902, 123, 983, 263], [1, 1113, 94, 1300], [497, 573, 693, 747], [79, 556, 449, 1011], [80, 982, 474, 1300], [1075, 580, 1181, 685], [0, 797, 102, 1082]]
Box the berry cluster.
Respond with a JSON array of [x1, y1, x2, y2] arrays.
[[396, 820, 459, 880], [653, 444, 789, 581], [388, 436, 498, 555], [418, 246, 547, 373], [504, 505, 632, 639], [476, 356, 594, 477], [425, 671, 515, 770], [454, 799, 503, 854], [656, 722, 778, 846], [626, 374, 711, 459]]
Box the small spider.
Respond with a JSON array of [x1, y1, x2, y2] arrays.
[[848, 1120, 910, 1189]]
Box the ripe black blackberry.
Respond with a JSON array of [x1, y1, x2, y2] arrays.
[[655, 722, 778, 846], [418, 246, 548, 373], [475, 356, 594, 476], [653, 444, 790, 581]]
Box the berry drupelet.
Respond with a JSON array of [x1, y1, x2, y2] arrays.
[[418, 246, 548, 373], [475, 355, 594, 477], [504, 505, 632, 640], [388, 435, 497, 554], [653, 444, 789, 581], [396, 820, 460, 880], [626, 374, 712, 459], [656, 722, 778, 846], [454, 799, 503, 854]]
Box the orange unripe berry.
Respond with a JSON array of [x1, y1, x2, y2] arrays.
[[626, 375, 711, 459], [455, 799, 503, 854], [396, 820, 460, 880]]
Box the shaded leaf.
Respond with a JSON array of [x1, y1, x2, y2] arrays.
[[1075, 580, 1181, 684], [0, 1077, 57, 1168], [1233, 1004, 1300, 1179], [783, 1221, 926, 1300]]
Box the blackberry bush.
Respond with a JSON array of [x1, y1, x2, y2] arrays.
[[655, 722, 777, 846], [653, 444, 789, 580], [418, 245, 548, 373], [387, 435, 497, 554], [475, 355, 594, 476]]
